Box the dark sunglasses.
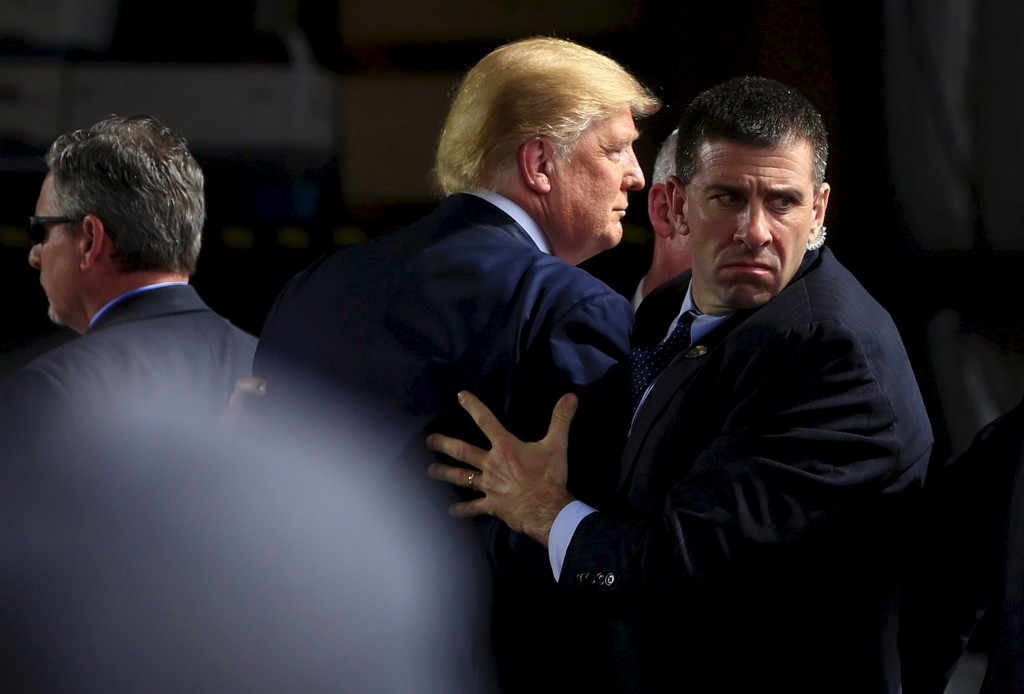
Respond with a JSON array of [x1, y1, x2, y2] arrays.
[[28, 215, 79, 245]]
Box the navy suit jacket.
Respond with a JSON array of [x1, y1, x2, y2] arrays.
[[254, 194, 634, 481], [0, 284, 256, 431], [252, 193, 635, 692], [561, 247, 934, 693]]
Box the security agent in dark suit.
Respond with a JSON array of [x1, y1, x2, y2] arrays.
[[900, 391, 1024, 693], [251, 37, 660, 692], [0, 115, 255, 426], [428, 77, 933, 693]]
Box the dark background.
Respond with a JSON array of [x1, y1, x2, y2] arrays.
[[2, 0, 1022, 463]]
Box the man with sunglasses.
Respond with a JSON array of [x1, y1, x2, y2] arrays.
[[3, 115, 255, 428]]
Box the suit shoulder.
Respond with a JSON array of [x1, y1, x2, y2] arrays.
[[418, 224, 632, 309], [191, 309, 257, 344], [765, 250, 895, 332], [521, 257, 635, 333], [727, 252, 918, 393]]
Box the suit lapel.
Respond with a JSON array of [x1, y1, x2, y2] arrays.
[[617, 250, 824, 491], [618, 311, 748, 491]]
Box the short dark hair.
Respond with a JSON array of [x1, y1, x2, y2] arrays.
[[46, 114, 205, 274], [674, 76, 828, 187]]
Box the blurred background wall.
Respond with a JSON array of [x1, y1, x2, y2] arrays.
[[1, 0, 1022, 462]]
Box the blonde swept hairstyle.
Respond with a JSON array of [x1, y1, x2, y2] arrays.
[[434, 36, 660, 195]]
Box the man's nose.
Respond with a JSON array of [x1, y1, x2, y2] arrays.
[[28, 243, 42, 269], [735, 206, 772, 248], [623, 149, 645, 191]]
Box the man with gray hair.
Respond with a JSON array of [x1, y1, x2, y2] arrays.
[[631, 128, 693, 309], [1, 115, 256, 427]]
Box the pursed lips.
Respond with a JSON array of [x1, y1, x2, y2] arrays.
[[720, 259, 775, 274]]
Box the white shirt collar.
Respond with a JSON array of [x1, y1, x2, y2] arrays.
[[468, 189, 552, 255]]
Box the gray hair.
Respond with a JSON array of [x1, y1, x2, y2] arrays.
[[651, 129, 679, 185], [46, 114, 205, 274]]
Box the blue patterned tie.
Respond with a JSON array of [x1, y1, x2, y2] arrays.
[[628, 309, 699, 412]]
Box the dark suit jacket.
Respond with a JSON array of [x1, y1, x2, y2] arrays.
[[900, 392, 1024, 694], [560, 247, 934, 693], [254, 194, 632, 452], [252, 193, 635, 692], [0, 284, 256, 431]]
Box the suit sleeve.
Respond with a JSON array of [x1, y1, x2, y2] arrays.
[[504, 285, 635, 505], [489, 286, 634, 582], [560, 317, 931, 600]]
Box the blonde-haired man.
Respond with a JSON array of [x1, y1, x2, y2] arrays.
[[434, 35, 660, 264], [253, 36, 658, 692]]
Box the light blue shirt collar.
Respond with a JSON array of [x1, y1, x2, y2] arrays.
[[668, 283, 732, 344], [89, 281, 188, 328], [468, 189, 552, 255]]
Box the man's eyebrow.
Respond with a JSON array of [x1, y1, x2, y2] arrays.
[[701, 181, 807, 200], [763, 184, 807, 201], [613, 131, 640, 146], [700, 182, 744, 194], [604, 133, 640, 152]]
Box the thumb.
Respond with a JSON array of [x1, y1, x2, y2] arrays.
[[543, 392, 578, 447]]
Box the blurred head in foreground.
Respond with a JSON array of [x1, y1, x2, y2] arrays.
[[0, 394, 494, 692]]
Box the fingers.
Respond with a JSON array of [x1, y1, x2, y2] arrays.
[[543, 392, 578, 444], [236, 376, 268, 395], [425, 433, 486, 468], [427, 464, 490, 518], [228, 376, 267, 407], [455, 390, 508, 443], [448, 499, 490, 519], [427, 462, 480, 489], [222, 376, 269, 422]]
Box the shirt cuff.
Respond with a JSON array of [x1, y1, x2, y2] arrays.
[[548, 500, 597, 581]]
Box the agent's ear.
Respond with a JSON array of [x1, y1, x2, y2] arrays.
[[812, 181, 830, 227], [665, 175, 690, 236], [78, 214, 109, 270], [517, 137, 556, 194], [647, 182, 673, 240]]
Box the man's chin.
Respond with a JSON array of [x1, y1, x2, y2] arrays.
[[573, 229, 621, 265], [47, 305, 66, 328], [598, 221, 618, 248], [726, 286, 778, 310], [603, 223, 623, 249]]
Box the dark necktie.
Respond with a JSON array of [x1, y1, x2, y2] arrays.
[[628, 309, 699, 412]]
